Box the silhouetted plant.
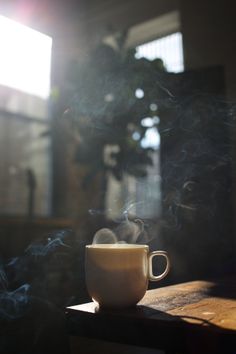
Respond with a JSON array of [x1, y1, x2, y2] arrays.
[[64, 32, 166, 186]]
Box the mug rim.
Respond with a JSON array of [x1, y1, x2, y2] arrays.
[[86, 244, 149, 249]]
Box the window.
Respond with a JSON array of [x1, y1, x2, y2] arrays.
[[0, 15, 52, 99], [135, 32, 184, 73], [0, 15, 52, 217]]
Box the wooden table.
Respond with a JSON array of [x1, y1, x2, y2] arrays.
[[66, 277, 236, 354]]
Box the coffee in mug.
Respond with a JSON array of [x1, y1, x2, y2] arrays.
[[85, 244, 170, 308]]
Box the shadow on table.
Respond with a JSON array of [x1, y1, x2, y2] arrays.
[[68, 303, 236, 354]]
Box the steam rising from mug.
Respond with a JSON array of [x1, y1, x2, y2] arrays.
[[92, 218, 148, 244], [93, 228, 117, 244]]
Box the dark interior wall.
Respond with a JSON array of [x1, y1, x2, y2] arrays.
[[180, 0, 236, 98], [180, 0, 236, 254]]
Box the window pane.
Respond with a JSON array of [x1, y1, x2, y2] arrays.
[[135, 32, 184, 73], [0, 15, 52, 99]]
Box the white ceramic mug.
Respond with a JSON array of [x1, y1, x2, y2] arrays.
[[85, 244, 170, 308]]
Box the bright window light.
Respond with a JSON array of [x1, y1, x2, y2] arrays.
[[0, 15, 52, 98], [141, 127, 160, 150], [135, 32, 184, 73]]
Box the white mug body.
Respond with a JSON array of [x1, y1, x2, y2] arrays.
[[85, 244, 149, 308], [85, 244, 170, 308]]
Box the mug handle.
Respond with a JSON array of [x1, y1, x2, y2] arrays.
[[148, 251, 170, 281]]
